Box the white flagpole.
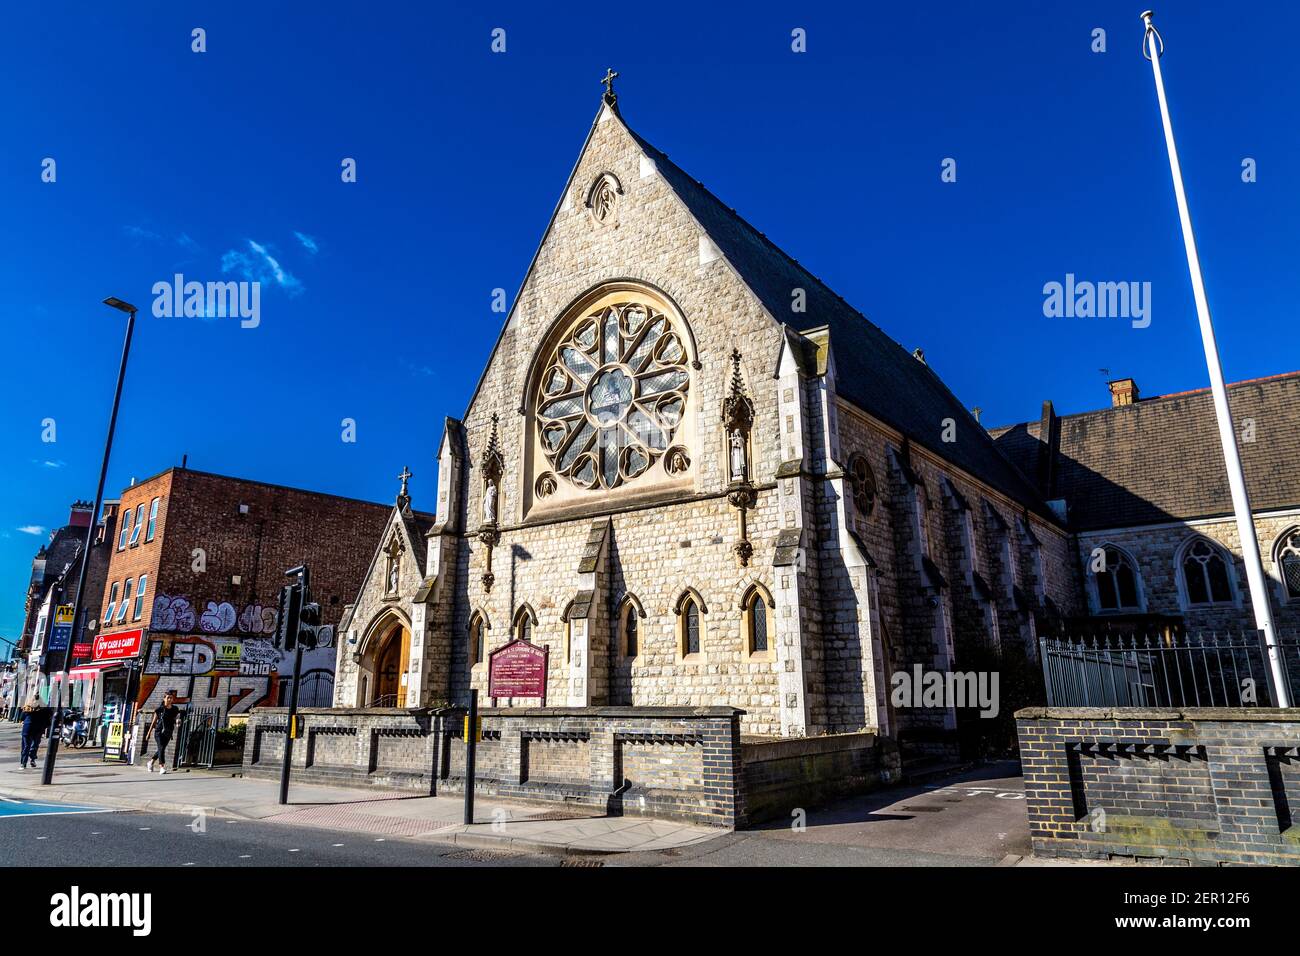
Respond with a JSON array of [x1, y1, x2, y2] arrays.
[[1140, 10, 1289, 707]]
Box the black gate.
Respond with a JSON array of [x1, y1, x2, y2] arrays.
[[294, 671, 334, 708], [172, 706, 221, 769]]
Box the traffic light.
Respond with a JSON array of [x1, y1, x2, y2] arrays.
[[276, 584, 303, 651], [298, 602, 322, 650]]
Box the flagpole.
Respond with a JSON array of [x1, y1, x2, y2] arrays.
[[1139, 10, 1289, 707]]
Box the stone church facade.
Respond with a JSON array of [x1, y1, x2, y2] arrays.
[[331, 83, 1086, 744]]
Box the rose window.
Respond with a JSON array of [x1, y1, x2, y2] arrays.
[[535, 301, 690, 491]]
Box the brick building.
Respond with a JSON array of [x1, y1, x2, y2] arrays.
[[992, 372, 1300, 637], [79, 467, 390, 727], [16, 500, 117, 705], [332, 85, 1084, 758]]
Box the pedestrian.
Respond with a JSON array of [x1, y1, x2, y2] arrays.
[[144, 690, 181, 774], [19, 699, 53, 768]]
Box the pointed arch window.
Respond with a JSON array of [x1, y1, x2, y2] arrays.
[[750, 599, 768, 653], [740, 584, 775, 659], [673, 589, 708, 660], [469, 612, 487, 667], [684, 601, 701, 656], [624, 605, 638, 658], [1180, 538, 1235, 606], [513, 605, 537, 644], [1095, 546, 1141, 612], [615, 595, 644, 660], [1279, 529, 1300, 601]]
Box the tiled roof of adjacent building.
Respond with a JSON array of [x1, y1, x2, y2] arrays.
[[992, 371, 1300, 531], [622, 121, 1055, 522]]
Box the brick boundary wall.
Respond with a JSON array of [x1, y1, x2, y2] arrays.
[[242, 707, 898, 829], [741, 732, 900, 824], [244, 706, 747, 827], [1017, 706, 1300, 865]]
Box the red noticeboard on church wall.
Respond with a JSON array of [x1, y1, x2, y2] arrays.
[[488, 638, 548, 705]]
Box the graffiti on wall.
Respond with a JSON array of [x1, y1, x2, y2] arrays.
[[139, 633, 333, 718], [152, 595, 278, 637]]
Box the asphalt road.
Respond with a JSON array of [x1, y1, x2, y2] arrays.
[[0, 801, 555, 867], [615, 761, 1030, 867]]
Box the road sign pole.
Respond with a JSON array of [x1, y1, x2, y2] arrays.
[[278, 641, 304, 806], [278, 565, 310, 806], [42, 302, 136, 785], [463, 688, 478, 825]]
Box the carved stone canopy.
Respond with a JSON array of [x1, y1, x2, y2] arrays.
[[481, 413, 504, 484], [722, 348, 754, 435]]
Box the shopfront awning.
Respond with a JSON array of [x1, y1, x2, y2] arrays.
[[66, 661, 123, 679]]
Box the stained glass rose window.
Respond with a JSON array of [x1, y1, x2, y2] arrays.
[[535, 300, 690, 492]]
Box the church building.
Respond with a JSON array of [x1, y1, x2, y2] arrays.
[[332, 75, 1084, 748]]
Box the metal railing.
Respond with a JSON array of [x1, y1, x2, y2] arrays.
[[172, 706, 221, 770], [1040, 631, 1300, 709]]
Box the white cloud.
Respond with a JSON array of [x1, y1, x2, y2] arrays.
[[221, 239, 303, 295], [16, 525, 45, 536], [123, 225, 163, 241], [294, 231, 319, 255]]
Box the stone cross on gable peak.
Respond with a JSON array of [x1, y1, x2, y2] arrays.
[[396, 465, 412, 510], [602, 68, 619, 107]]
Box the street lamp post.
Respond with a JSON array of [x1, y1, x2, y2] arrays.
[[1139, 12, 1289, 707], [41, 297, 138, 784]]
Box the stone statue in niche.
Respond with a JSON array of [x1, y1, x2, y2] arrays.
[[729, 430, 747, 483], [383, 533, 403, 595], [484, 478, 498, 525]]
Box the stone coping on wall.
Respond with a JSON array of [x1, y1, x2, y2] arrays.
[[253, 705, 746, 719], [740, 731, 879, 763], [1017, 706, 1300, 722]]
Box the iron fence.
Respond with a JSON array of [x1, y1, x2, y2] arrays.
[[172, 706, 221, 769], [1040, 631, 1300, 708]]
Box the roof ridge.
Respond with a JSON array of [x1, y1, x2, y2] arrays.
[[996, 369, 1300, 430]]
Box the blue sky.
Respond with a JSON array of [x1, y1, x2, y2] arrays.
[[3, 1, 1298, 641]]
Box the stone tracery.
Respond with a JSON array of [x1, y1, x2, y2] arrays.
[[534, 297, 691, 493]]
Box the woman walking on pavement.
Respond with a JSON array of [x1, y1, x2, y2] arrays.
[[144, 690, 181, 773]]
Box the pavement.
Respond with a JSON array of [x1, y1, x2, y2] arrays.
[[0, 721, 722, 857]]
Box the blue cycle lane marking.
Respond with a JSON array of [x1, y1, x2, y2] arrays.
[[0, 797, 116, 818]]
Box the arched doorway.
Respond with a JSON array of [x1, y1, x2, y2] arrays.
[[361, 613, 411, 707]]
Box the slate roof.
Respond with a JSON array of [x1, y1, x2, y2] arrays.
[[622, 120, 1055, 522], [992, 371, 1300, 531], [398, 508, 437, 572]]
